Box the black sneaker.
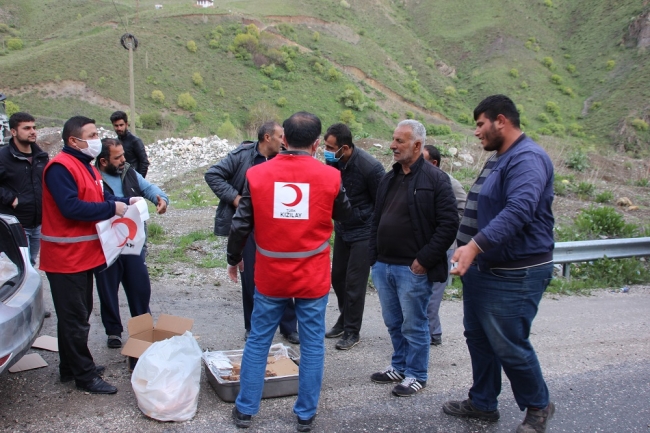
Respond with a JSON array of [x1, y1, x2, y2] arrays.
[[232, 406, 252, 429], [107, 335, 122, 349], [370, 366, 405, 384], [442, 398, 500, 422], [75, 377, 117, 394], [325, 327, 344, 339], [430, 334, 442, 346], [391, 377, 426, 396], [297, 414, 316, 432], [335, 332, 360, 350], [516, 402, 555, 433]]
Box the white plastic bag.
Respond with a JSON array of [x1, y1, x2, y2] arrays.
[[0, 252, 19, 285], [131, 331, 202, 422]]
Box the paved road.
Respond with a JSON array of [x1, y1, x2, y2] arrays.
[[1, 278, 648, 432]]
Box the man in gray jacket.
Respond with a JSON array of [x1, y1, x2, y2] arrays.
[[205, 122, 299, 343]]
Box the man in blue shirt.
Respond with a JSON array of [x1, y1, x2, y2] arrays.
[[93, 138, 169, 349], [442, 95, 555, 433]]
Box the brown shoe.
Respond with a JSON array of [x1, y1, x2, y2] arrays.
[[516, 402, 555, 433]]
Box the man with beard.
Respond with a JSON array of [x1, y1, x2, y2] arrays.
[[369, 120, 457, 397], [442, 95, 555, 433], [94, 138, 169, 349], [0, 112, 49, 267], [110, 111, 149, 178]]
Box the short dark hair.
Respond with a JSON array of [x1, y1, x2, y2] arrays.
[[96, 138, 122, 167], [9, 112, 35, 130], [324, 123, 354, 149], [282, 112, 321, 149], [62, 116, 96, 147], [473, 94, 520, 128], [423, 144, 441, 165], [257, 121, 280, 142], [110, 110, 128, 124]]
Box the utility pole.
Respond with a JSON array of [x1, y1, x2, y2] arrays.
[[121, 34, 138, 135]]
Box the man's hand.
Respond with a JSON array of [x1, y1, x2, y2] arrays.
[[450, 240, 481, 276], [129, 197, 143, 205], [11, 197, 18, 208], [233, 195, 242, 208], [115, 202, 127, 217], [410, 258, 427, 275], [227, 260, 244, 283], [156, 195, 168, 214]]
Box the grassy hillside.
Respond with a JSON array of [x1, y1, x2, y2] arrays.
[[0, 0, 648, 153]]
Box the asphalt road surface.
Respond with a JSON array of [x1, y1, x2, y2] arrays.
[[1, 276, 648, 433]]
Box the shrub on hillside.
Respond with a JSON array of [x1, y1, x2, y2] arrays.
[[541, 57, 554, 69], [151, 90, 165, 104], [561, 87, 575, 97], [444, 86, 457, 97], [79, 70, 88, 81], [177, 92, 197, 111], [538, 113, 550, 123], [630, 118, 649, 132], [6, 38, 24, 50], [192, 72, 203, 87], [312, 31, 320, 42], [595, 191, 614, 203], [545, 101, 560, 117], [327, 67, 342, 81], [550, 74, 563, 85], [606, 60, 615, 70], [426, 124, 452, 136], [271, 80, 282, 90], [140, 112, 163, 129], [337, 85, 368, 111], [565, 149, 589, 172], [566, 64, 576, 74], [509, 68, 519, 78], [575, 206, 637, 238], [276, 97, 288, 107], [5, 101, 19, 117], [186, 40, 197, 53], [217, 119, 238, 140]]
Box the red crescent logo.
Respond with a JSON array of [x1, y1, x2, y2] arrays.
[[281, 184, 303, 207], [111, 218, 138, 247]]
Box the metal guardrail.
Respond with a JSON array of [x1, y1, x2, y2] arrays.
[[553, 237, 650, 278]]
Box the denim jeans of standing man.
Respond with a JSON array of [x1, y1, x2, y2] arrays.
[[427, 249, 454, 339], [372, 261, 433, 382], [462, 262, 554, 412], [23, 225, 41, 266], [235, 291, 328, 421]]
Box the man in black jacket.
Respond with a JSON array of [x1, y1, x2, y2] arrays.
[[110, 111, 149, 178], [0, 112, 49, 266], [322, 123, 385, 351], [369, 120, 457, 397], [205, 122, 299, 343]]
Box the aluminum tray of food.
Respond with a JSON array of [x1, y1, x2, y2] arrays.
[[203, 343, 300, 402]]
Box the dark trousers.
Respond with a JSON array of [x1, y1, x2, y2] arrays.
[[94, 251, 151, 337], [47, 270, 99, 383], [241, 233, 297, 335], [330, 235, 370, 334]]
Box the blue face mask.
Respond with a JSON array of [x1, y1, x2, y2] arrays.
[[324, 147, 343, 163]]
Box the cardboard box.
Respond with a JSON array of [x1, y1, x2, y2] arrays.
[[121, 313, 194, 359], [203, 345, 300, 402]]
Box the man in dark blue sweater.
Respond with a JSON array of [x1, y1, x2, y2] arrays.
[[442, 95, 555, 433]]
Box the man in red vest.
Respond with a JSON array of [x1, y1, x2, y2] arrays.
[[41, 116, 135, 394], [227, 112, 351, 432]]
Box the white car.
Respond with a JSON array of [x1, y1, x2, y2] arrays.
[[0, 213, 44, 374]]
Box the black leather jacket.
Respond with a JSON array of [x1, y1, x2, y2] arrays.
[[331, 147, 385, 242], [118, 130, 149, 178], [0, 139, 49, 228], [369, 155, 458, 282]]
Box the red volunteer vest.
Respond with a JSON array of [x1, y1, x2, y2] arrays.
[[247, 153, 341, 298], [40, 152, 107, 273]]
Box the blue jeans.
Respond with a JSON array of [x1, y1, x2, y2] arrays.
[[23, 225, 41, 266], [371, 262, 433, 382], [462, 263, 553, 411], [236, 291, 328, 421]]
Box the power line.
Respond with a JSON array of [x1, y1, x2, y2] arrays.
[[111, 0, 129, 33]]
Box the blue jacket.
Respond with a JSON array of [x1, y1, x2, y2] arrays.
[[472, 135, 555, 269]]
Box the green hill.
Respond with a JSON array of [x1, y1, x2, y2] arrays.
[[1, 0, 648, 153]]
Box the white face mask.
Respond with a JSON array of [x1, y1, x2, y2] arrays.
[[74, 137, 102, 158]]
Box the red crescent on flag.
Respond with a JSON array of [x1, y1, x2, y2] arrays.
[[281, 184, 303, 207], [111, 218, 138, 247]]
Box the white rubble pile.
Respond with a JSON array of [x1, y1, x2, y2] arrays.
[[96, 128, 236, 184]]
